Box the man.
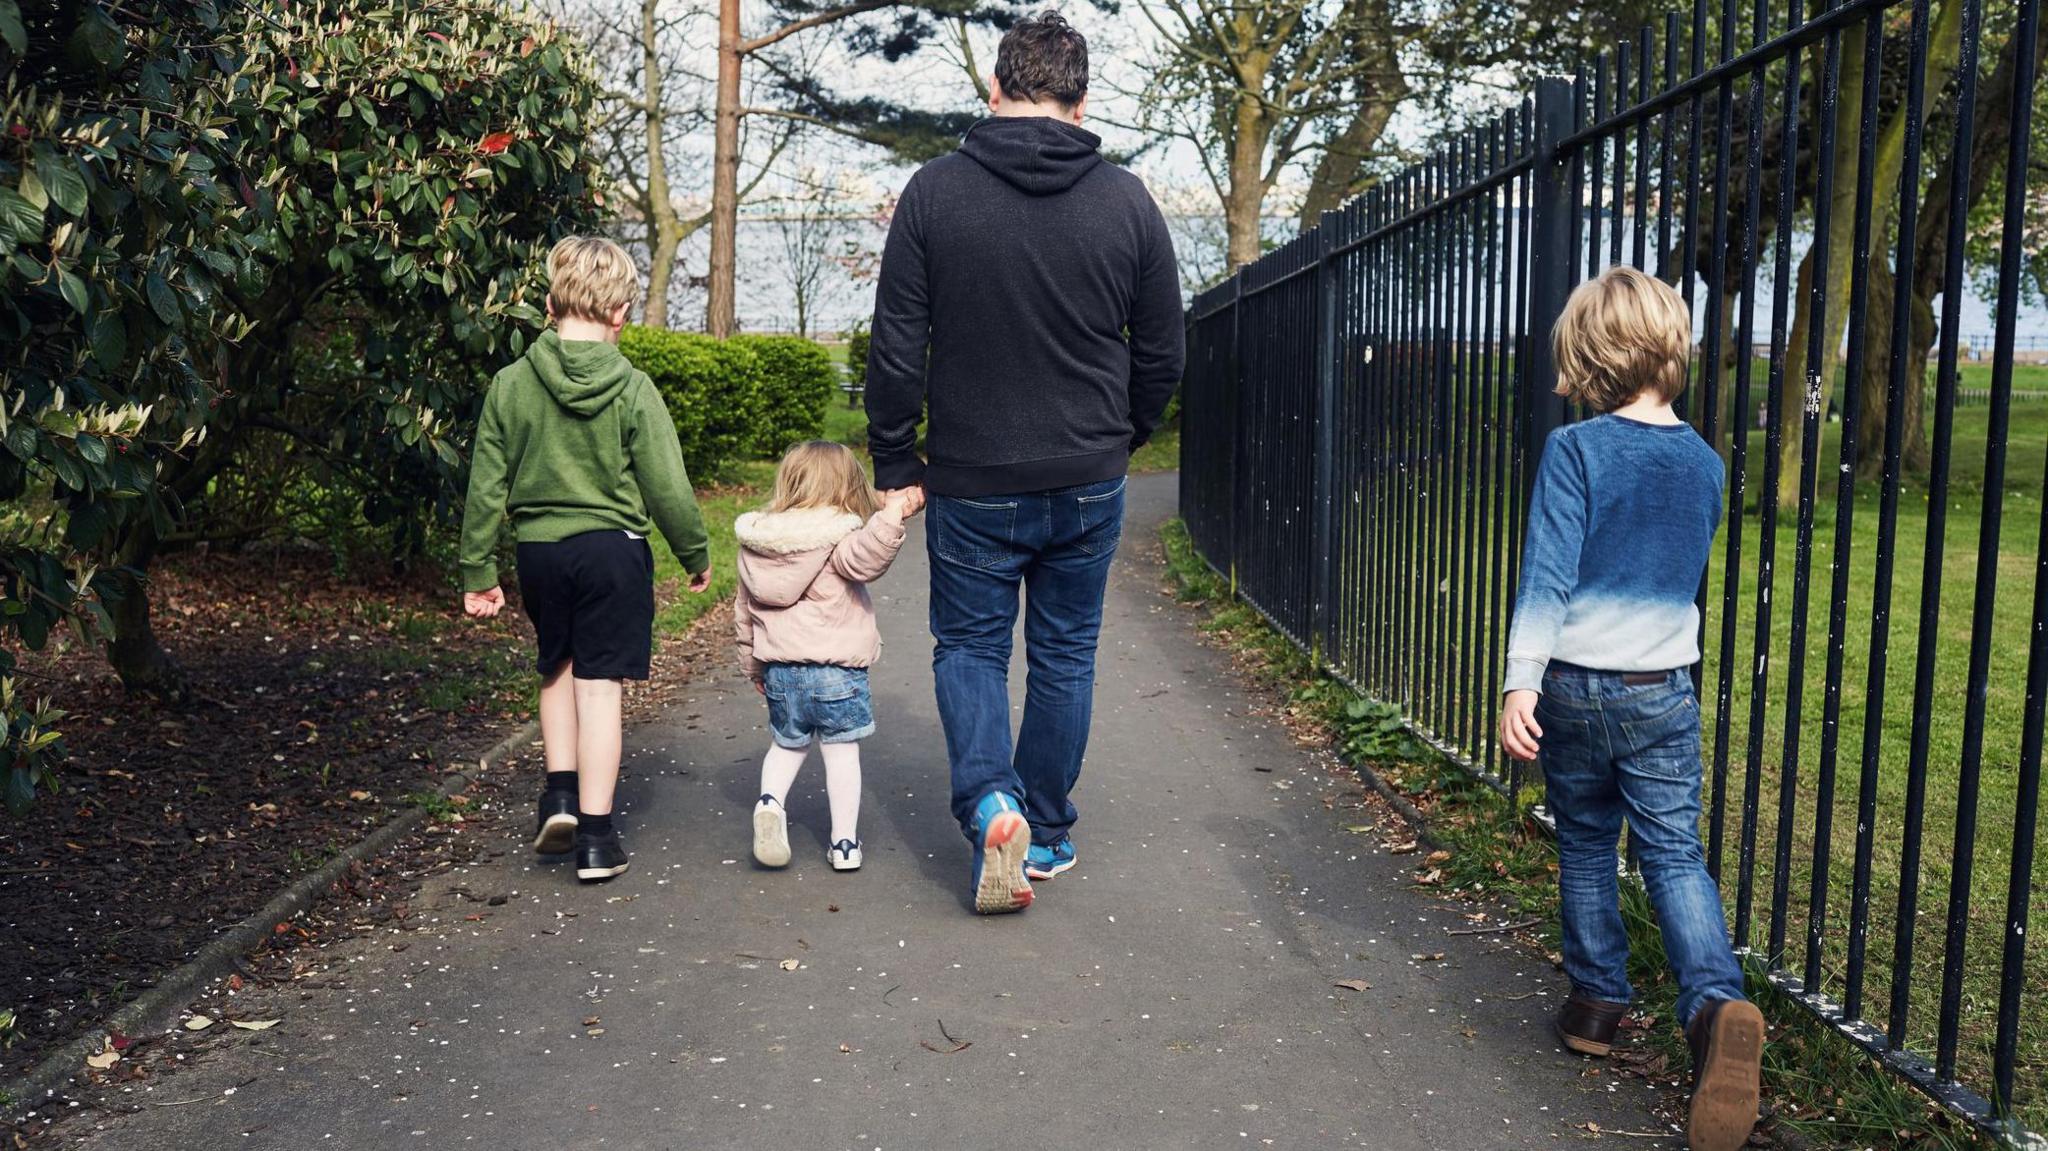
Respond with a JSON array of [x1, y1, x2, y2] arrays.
[[864, 10, 1185, 916]]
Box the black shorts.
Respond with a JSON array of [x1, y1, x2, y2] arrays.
[[515, 530, 655, 681]]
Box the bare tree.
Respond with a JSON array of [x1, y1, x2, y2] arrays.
[[777, 166, 841, 337], [550, 0, 791, 328], [1121, 0, 1460, 269]]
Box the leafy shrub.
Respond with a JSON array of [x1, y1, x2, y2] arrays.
[[845, 322, 870, 394], [620, 327, 767, 482], [730, 335, 833, 458], [621, 327, 834, 480]]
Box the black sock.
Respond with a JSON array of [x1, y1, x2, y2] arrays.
[[544, 771, 577, 796], [578, 812, 614, 838]]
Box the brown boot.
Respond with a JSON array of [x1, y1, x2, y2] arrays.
[[1685, 998, 1764, 1151], [1555, 992, 1629, 1056]]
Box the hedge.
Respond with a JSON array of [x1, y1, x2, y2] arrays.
[[618, 327, 831, 481], [729, 335, 836, 459]]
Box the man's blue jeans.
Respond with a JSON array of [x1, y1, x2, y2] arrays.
[[928, 478, 1125, 844], [1534, 663, 1748, 1028]]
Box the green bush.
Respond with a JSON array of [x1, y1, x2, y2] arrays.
[[730, 335, 834, 458], [620, 327, 767, 482], [845, 322, 870, 394], [621, 327, 834, 480]]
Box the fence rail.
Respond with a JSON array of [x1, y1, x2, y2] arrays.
[[1176, 0, 2044, 1138]]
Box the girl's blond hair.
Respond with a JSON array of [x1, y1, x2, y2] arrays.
[[767, 441, 881, 519]]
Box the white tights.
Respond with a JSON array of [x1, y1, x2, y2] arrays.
[[758, 741, 863, 845]]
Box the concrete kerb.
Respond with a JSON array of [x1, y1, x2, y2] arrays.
[[0, 717, 542, 1120]]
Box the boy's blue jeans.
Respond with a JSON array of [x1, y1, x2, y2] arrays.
[[1534, 663, 1748, 1028], [927, 478, 1125, 845]]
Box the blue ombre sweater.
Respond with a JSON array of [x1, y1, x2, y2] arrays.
[[1503, 414, 1724, 695]]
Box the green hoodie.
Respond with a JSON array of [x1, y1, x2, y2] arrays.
[[459, 330, 710, 592]]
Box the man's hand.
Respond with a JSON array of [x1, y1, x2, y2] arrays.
[[881, 486, 926, 518], [688, 569, 713, 594], [1498, 689, 1544, 761], [753, 678, 767, 696], [464, 587, 506, 620]]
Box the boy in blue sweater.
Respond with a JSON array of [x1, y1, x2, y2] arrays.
[[1498, 266, 1762, 1151]]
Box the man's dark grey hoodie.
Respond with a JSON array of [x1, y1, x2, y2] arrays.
[[864, 116, 1185, 496]]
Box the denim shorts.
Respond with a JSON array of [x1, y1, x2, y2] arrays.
[[763, 664, 875, 749]]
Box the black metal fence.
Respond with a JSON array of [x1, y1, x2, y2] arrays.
[[1177, 0, 2044, 1137]]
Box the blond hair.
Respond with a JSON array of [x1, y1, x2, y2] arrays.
[[767, 441, 881, 519], [546, 235, 640, 323], [1551, 265, 1694, 410]]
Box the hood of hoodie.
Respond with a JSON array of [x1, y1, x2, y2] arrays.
[[957, 116, 1103, 196], [524, 329, 637, 417], [734, 507, 864, 608]]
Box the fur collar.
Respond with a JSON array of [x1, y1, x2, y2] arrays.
[[734, 507, 863, 556]]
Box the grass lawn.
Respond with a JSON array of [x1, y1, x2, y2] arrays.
[[1688, 387, 2048, 1127]]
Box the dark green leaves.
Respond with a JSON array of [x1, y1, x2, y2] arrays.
[[35, 149, 89, 218], [144, 271, 181, 326], [0, 0, 25, 56]]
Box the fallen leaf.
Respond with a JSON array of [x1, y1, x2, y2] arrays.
[[1410, 952, 1446, 962], [838, 1043, 852, 1054], [827, 904, 840, 913], [183, 1016, 214, 1031], [1387, 840, 1420, 855], [349, 790, 373, 802], [1332, 979, 1372, 992], [583, 1016, 601, 1027], [226, 974, 243, 992], [779, 959, 800, 972], [85, 1049, 120, 1070], [1425, 850, 1453, 864], [230, 1020, 279, 1031]]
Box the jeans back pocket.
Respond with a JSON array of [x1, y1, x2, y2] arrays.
[[1074, 478, 1127, 556], [932, 496, 1020, 570]]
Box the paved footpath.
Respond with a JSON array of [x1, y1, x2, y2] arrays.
[[62, 475, 1675, 1149]]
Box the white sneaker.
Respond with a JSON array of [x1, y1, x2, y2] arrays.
[[753, 795, 791, 868], [828, 838, 862, 871]]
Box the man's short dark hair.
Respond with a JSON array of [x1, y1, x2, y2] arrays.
[[993, 11, 1088, 107]]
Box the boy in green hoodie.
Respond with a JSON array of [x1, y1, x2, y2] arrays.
[[459, 235, 712, 883]]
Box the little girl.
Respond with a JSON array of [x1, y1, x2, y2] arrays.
[[734, 441, 922, 871]]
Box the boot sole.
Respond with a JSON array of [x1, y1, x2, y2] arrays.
[[830, 855, 862, 872], [753, 806, 792, 868], [576, 860, 630, 882], [1555, 1022, 1614, 1058], [1688, 1000, 1764, 1151], [533, 813, 578, 855], [973, 811, 1033, 915]]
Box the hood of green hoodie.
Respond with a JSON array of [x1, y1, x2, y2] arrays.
[[525, 329, 636, 417]]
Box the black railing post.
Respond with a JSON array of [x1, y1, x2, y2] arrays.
[[1522, 77, 1576, 491], [1227, 272, 1245, 595], [1312, 212, 1340, 663]]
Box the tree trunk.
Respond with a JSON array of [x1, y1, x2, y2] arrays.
[[706, 0, 742, 338], [1224, 98, 1273, 269], [1856, 261, 1934, 477], [1296, 93, 1398, 228], [103, 524, 188, 702], [641, 0, 679, 329], [1297, 2, 1405, 229], [1778, 0, 1966, 504], [1853, 2, 2042, 477]]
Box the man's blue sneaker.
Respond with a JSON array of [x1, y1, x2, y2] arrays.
[[1025, 837, 1076, 880], [969, 791, 1033, 915]]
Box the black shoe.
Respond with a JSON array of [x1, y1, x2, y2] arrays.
[[533, 790, 578, 855], [575, 831, 630, 882]]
